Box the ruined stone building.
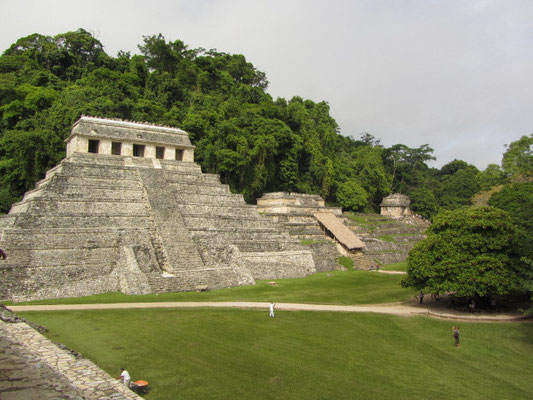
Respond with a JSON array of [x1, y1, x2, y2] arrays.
[[380, 193, 412, 218], [257, 192, 366, 270], [0, 116, 316, 301]]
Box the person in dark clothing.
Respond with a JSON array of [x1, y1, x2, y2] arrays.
[[453, 326, 460, 347], [0, 248, 6, 259], [419, 291, 424, 304]]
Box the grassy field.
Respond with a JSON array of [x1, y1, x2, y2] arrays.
[[380, 261, 408, 272], [20, 308, 533, 400], [14, 270, 415, 306]]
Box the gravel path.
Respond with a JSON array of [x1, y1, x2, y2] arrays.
[[10, 302, 527, 322]]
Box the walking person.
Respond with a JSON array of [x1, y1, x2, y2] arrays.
[[419, 291, 424, 304], [452, 326, 460, 347], [269, 302, 275, 318]]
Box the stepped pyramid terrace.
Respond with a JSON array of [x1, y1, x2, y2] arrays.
[[257, 192, 366, 270], [0, 116, 316, 301]]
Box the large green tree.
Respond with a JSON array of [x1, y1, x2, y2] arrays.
[[402, 207, 528, 300], [489, 182, 533, 260], [435, 160, 480, 210], [501, 134, 533, 178]]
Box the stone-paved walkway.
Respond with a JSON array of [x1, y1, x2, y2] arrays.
[[0, 320, 143, 400]]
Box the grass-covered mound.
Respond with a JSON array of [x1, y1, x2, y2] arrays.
[[20, 308, 533, 400]]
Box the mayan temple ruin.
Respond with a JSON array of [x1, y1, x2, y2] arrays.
[[0, 116, 317, 301]]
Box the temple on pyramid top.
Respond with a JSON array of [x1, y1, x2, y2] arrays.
[[66, 116, 195, 162]]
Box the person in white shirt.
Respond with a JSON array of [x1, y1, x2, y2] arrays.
[[118, 368, 131, 387], [269, 302, 275, 318]]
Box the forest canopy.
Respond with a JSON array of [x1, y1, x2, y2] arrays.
[[0, 29, 528, 217]]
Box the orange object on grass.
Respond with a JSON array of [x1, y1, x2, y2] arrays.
[[134, 380, 149, 387]]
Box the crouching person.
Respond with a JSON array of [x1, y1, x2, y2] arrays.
[[117, 368, 131, 388]]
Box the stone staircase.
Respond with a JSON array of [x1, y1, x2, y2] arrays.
[[0, 153, 314, 301]]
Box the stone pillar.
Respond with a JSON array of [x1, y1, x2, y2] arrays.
[[122, 142, 133, 157], [145, 145, 156, 159], [164, 147, 174, 160], [66, 136, 88, 156], [100, 139, 112, 155], [183, 148, 194, 162]]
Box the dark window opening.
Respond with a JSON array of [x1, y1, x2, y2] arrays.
[[88, 139, 99, 153], [175, 149, 183, 161], [112, 142, 122, 155], [156, 146, 165, 159], [133, 144, 145, 157]]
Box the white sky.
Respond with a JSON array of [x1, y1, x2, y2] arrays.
[[1, 0, 532, 169]]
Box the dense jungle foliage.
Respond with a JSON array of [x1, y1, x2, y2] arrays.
[[402, 207, 526, 299], [0, 29, 531, 222]]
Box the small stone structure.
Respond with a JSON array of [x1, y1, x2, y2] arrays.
[[380, 193, 412, 219], [257, 192, 339, 215], [0, 116, 316, 301]]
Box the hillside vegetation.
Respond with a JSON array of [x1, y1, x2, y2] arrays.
[[1, 29, 529, 220]]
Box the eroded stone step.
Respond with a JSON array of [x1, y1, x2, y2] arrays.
[[165, 173, 221, 185], [169, 182, 232, 195], [183, 215, 278, 230], [2, 247, 117, 266], [13, 215, 154, 228], [11, 199, 150, 215], [173, 192, 246, 206]]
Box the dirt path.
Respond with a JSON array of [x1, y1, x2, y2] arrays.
[[9, 302, 528, 322], [377, 270, 406, 275]]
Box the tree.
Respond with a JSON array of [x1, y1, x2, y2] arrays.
[[409, 186, 438, 220], [501, 134, 533, 178], [436, 160, 480, 210], [477, 163, 507, 191], [384, 143, 435, 193], [336, 180, 368, 211], [489, 182, 533, 260], [337, 145, 391, 211], [402, 207, 527, 301]]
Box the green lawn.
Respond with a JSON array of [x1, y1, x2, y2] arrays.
[[20, 308, 533, 400], [14, 270, 414, 306], [380, 261, 408, 272]]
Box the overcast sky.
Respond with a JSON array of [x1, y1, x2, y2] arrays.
[[1, 0, 532, 169]]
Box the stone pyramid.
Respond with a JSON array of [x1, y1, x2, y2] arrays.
[[0, 116, 315, 301]]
